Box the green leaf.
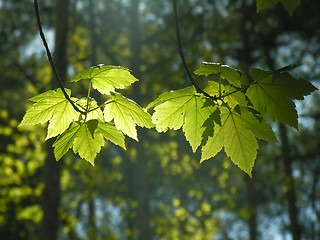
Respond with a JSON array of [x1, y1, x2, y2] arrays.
[[53, 120, 104, 165], [53, 122, 80, 161], [148, 87, 196, 131], [77, 98, 104, 121], [201, 107, 221, 145], [150, 87, 215, 152], [272, 72, 318, 100], [97, 121, 126, 150], [238, 107, 278, 142], [247, 68, 317, 129], [194, 62, 244, 87], [183, 94, 216, 152], [103, 92, 153, 141], [19, 89, 80, 139], [72, 120, 104, 165], [71, 65, 138, 95], [53, 120, 126, 163], [201, 107, 258, 177], [256, 0, 301, 15], [204, 81, 247, 108]]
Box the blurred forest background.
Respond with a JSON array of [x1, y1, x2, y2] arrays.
[[1, 0, 320, 239]]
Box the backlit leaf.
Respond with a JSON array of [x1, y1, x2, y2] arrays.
[[150, 87, 215, 152], [247, 68, 317, 129], [201, 107, 258, 177], [19, 88, 80, 139], [72, 119, 104, 165], [53, 121, 80, 161], [104, 92, 153, 141], [194, 62, 244, 87], [97, 121, 126, 150], [71, 65, 138, 95]]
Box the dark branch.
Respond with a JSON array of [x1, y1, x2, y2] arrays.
[[172, 0, 217, 100], [33, 0, 85, 114]]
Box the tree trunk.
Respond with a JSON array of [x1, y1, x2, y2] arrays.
[[40, 0, 70, 239], [128, 0, 151, 239], [279, 123, 301, 240], [246, 176, 257, 240], [239, 2, 257, 239], [88, 198, 97, 240]]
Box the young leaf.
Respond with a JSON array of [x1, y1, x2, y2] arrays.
[[150, 87, 215, 152], [18, 88, 80, 139], [149, 87, 196, 132], [201, 107, 258, 177], [194, 62, 243, 87], [53, 120, 105, 165], [53, 121, 80, 161], [238, 107, 278, 142], [204, 81, 247, 108], [71, 65, 138, 95], [247, 68, 317, 129], [77, 98, 104, 121], [103, 92, 153, 141], [53, 120, 126, 163], [96, 121, 126, 150], [183, 94, 216, 152], [72, 119, 104, 165]]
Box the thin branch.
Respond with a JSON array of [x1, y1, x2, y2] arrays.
[[33, 0, 85, 114], [172, 0, 217, 100]]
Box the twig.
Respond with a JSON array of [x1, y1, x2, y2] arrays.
[[33, 0, 85, 114], [173, 0, 217, 100]]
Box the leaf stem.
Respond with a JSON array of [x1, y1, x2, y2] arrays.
[[172, 0, 217, 100], [33, 0, 85, 114]]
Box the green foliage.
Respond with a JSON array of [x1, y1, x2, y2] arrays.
[[71, 65, 138, 95], [19, 65, 152, 165], [147, 87, 214, 152], [256, 0, 301, 15], [104, 92, 154, 141], [19, 61, 317, 175], [148, 62, 317, 176], [19, 89, 80, 140]]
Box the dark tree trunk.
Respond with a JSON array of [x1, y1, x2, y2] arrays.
[[88, 198, 97, 240], [279, 123, 301, 240], [40, 0, 70, 239], [128, 0, 151, 239], [238, 2, 257, 239], [246, 176, 257, 240]]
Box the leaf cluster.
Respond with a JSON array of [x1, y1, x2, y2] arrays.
[[147, 62, 317, 176], [19, 62, 317, 176], [19, 65, 153, 165]]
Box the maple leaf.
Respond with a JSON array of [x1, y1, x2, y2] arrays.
[[72, 120, 104, 165], [18, 89, 80, 139], [77, 98, 104, 121], [194, 62, 249, 87], [246, 68, 317, 129], [149, 87, 215, 152], [201, 107, 261, 177], [96, 121, 126, 150], [103, 92, 153, 141], [53, 121, 80, 161], [204, 81, 247, 108], [53, 119, 125, 164], [71, 65, 138, 95], [53, 120, 104, 165]]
